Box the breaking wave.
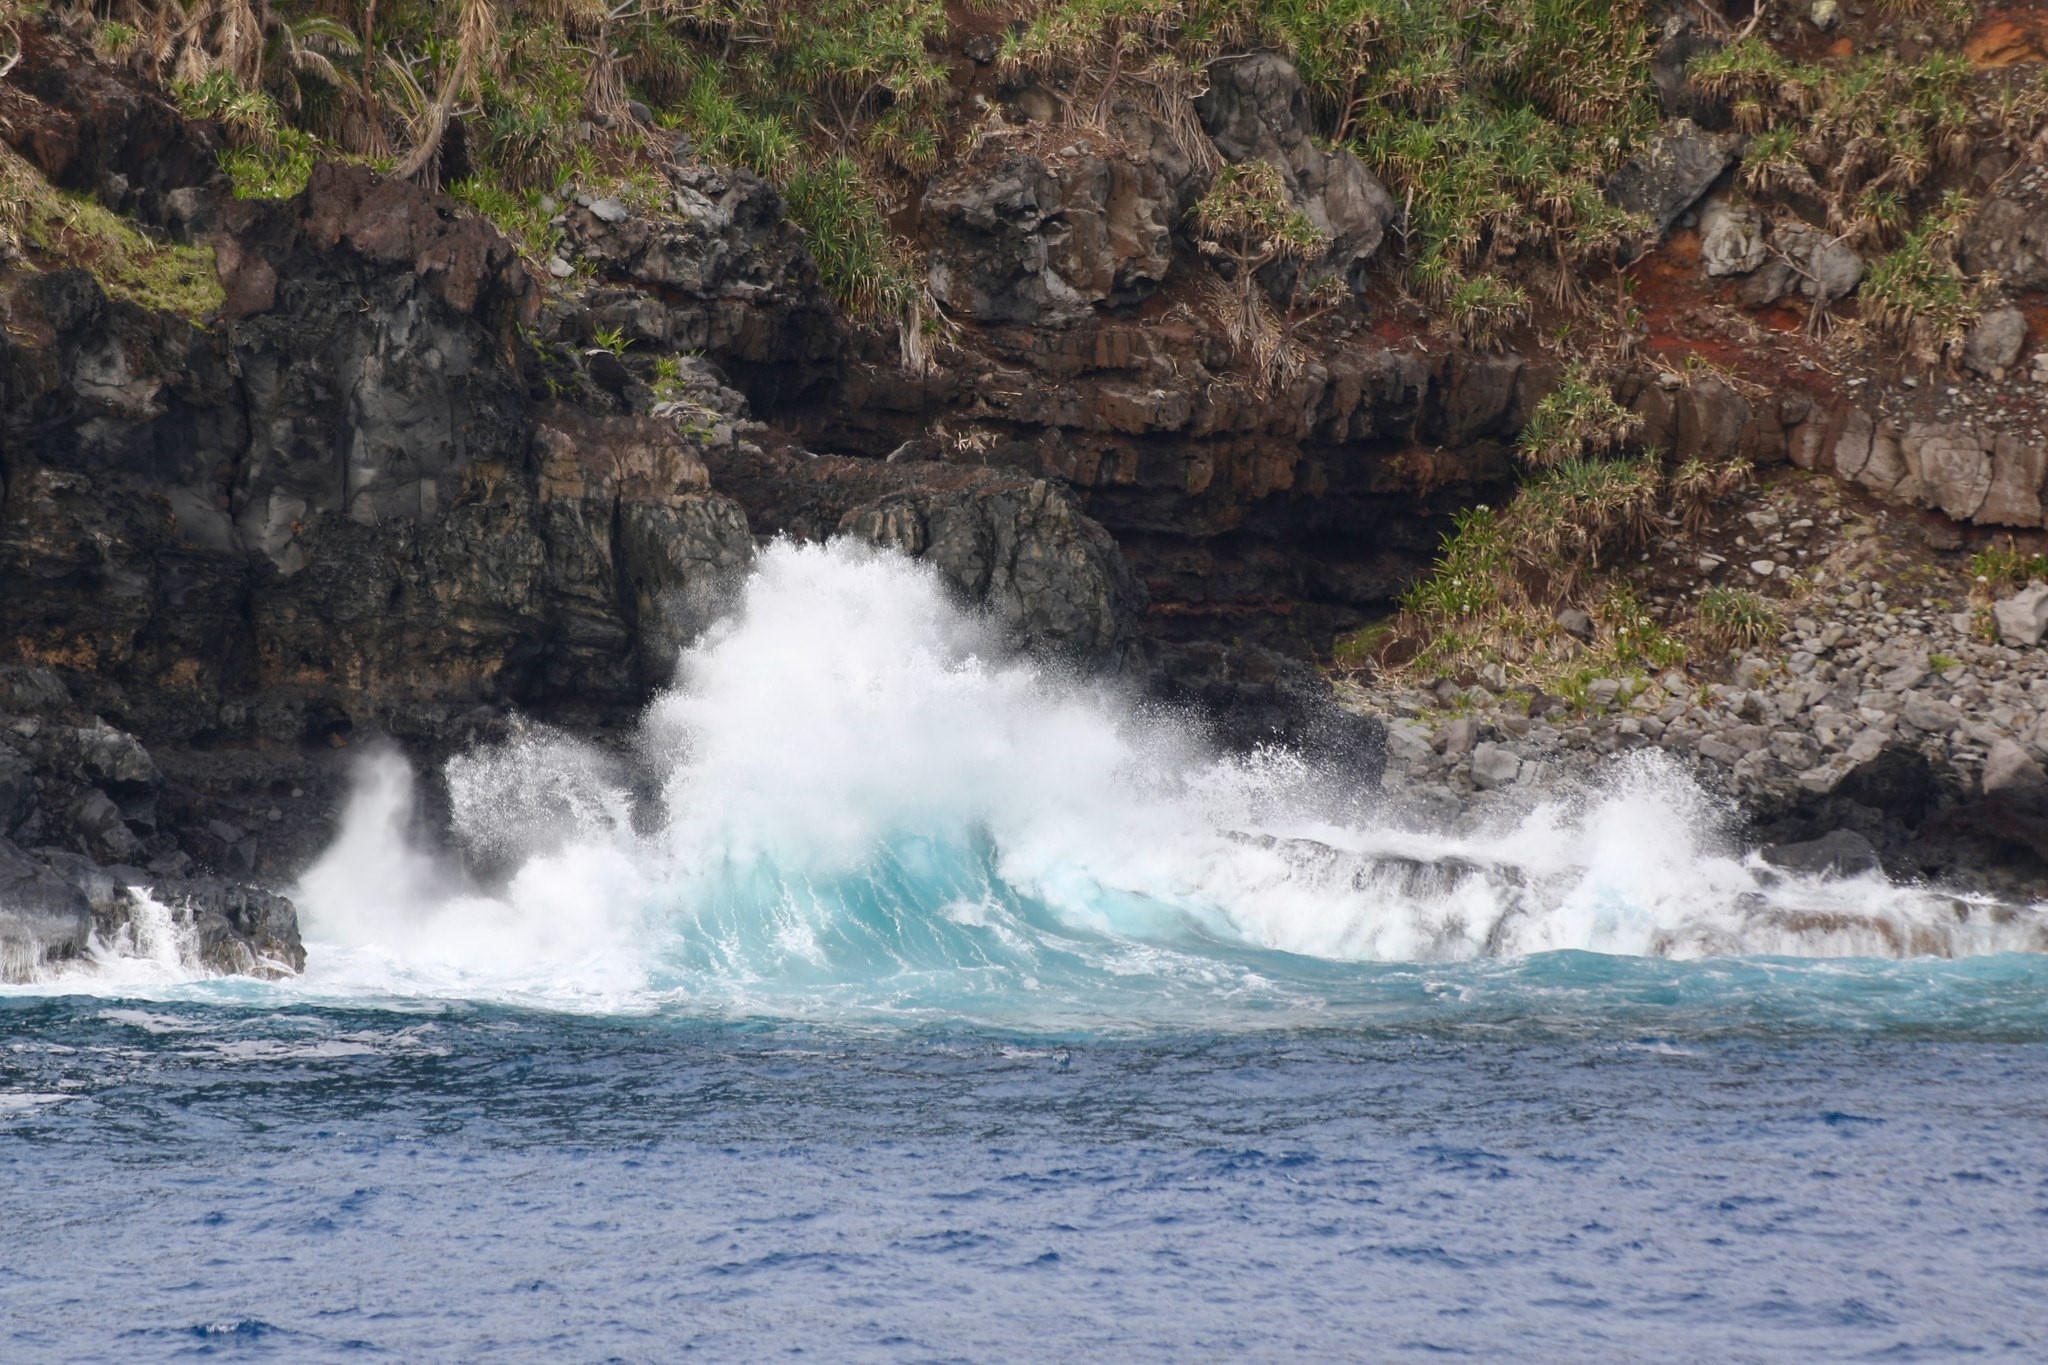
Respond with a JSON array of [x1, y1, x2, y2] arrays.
[[12, 540, 2047, 1029]]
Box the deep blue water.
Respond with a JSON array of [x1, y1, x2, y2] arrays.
[[7, 958, 2048, 1362]]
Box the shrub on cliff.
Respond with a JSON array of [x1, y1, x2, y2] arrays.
[[1516, 364, 1641, 469], [1008, 0, 1657, 318], [1372, 445, 1771, 688], [46, 0, 935, 319]]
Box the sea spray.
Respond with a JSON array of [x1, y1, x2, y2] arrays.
[[254, 539, 2048, 1019]]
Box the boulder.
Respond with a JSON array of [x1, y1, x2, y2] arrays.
[[1775, 222, 1864, 304], [1673, 373, 1753, 464], [1760, 829, 1883, 879], [1470, 743, 1522, 790], [0, 838, 95, 980], [1983, 738, 2048, 795], [1738, 256, 1797, 309], [1964, 306, 2028, 379], [1194, 53, 1395, 293], [1962, 195, 2048, 291], [1834, 415, 1918, 502], [1995, 583, 2048, 647], [152, 877, 306, 976], [1980, 432, 2048, 528], [1699, 197, 1766, 277], [1901, 422, 1992, 522], [72, 789, 142, 861], [1605, 121, 1734, 240]]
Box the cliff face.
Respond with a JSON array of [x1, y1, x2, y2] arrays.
[[14, 7, 2048, 970], [0, 29, 1254, 974]]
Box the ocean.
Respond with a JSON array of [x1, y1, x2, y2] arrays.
[[5, 542, 2046, 1361]]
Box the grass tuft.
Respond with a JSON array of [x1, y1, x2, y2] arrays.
[[1, 144, 223, 320], [1696, 587, 1781, 652]]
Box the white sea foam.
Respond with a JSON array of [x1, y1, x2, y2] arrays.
[[10, 539, 2047, 1010]]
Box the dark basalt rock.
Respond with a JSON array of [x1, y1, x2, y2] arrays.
[[1605, 120, 1735, 243], [1836, 744, 1941, 826], [0, 838, 95, 979], [1150, 639, 1386, 791], [705, 441, 1146, 673], [556, 161, 844, 408], [0, 26, 1448, 959], [152, 877, 307, 976], [921, 131, 1192, 327], [1761, 830, 1884, 880], [1195, 52, 1396, 296]]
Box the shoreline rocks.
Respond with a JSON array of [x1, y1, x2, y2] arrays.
[[1347, 566, 2048, 899]]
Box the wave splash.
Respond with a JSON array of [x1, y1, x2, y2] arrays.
[[268, 540, 2044, 1017]]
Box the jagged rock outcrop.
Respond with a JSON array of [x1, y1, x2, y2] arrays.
[[1194, 52, 1396, 294], [922, 128, 1196, 326], [0, 838, 94, 979], [556, 161, 844, 406], [1605, 120, 1734, 241], [704, 442, 1145, 671]]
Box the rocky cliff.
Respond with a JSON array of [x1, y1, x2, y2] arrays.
[[0, 26, 1396, 976], [14, 6, 2048, 976]]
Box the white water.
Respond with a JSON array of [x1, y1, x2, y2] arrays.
[[13, 540, 2048, 1012]]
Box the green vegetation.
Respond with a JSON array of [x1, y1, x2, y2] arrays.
[[1516, 363, 1639, 469], [1696, 587, 1781, 652], [1692, 42, 1977, 249], [1190, 160, 1335, 382], [1386, 449, 1672, 681], [1966, 540, 2048, 642], [1972, 539, 2048, 592], [1668, 456, 1749, 537], [20, 0, 2015, 400], [174, 73, 319, 198], [1007, 0, 1657, 323], [49, 0, 935, 317], [37, 0, 1669, 327], [781, 156, 922, 319], [1, 142, 223, 318], [1600, 583, 1685, 671], [1441, 273, 1531, 352], [446, 177, 561, 262], [1863, 191, 1984, 369], [1511, 454, 1661, 584]]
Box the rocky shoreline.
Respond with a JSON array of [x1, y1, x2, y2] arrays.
[[16, 16, 2048, 978], [1349, 482, 2048, 901]]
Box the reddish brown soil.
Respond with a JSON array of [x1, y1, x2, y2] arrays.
[[1623, 230, 1839, 404], [1967, 9, 2048, 68]]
